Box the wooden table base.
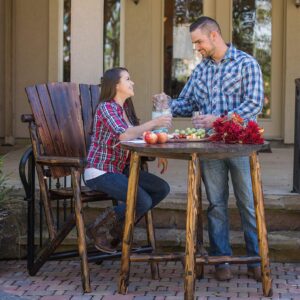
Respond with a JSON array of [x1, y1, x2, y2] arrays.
[[118, 144, 272, 299]]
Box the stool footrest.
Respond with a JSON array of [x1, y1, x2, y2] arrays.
[[130, 252, 183, 262], [196, 255, 261, 265], [129, 253, 261, 265]]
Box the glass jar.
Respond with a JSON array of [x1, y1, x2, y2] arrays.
[[152, 94, 172, 132]]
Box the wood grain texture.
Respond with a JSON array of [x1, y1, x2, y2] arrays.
[[119, 143, 272, 299], [118, 152, 141, 294], [72, 168, 91, 293], [184, 153, 200, 300], [250, 152, 273, 297], [145, 210, 160, 279]]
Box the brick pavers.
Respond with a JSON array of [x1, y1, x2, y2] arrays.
[[0, 260, 299, 299]]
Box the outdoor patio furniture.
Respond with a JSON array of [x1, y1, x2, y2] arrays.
[[118, 141, 272, 300], [19, 82, 158, 292]]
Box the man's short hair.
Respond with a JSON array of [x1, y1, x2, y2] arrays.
[[189, 16, 221, 35]]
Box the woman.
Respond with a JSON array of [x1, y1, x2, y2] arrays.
[[85, 67, 172, 253]]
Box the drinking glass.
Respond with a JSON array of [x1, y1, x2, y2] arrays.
[[192, 110, 203, 117], [152, 94, 172, 132]]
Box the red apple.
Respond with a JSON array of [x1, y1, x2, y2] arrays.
[[143, 131, 151, 138], [143, 132, 158, 144], [156, 132, 168, 144]]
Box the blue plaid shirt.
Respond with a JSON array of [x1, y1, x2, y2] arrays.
[[171, 44, 264, 122]]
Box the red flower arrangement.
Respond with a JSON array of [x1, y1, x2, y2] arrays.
[[209, 113, 264, 144]]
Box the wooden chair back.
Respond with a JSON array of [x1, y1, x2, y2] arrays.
[[25, 82, 86, 178]]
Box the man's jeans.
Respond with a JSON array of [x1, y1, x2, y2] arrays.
[[86, 167, 170, 221], [201, 156, 259, 268]]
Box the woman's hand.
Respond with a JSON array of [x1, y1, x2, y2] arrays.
[[153, 115, 172, 130], [157, 158, 168, 174]]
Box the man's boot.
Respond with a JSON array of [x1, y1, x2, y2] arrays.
[[86, 207, 121, 253]]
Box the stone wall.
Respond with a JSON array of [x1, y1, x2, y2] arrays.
[[0, 192, 27, 259]]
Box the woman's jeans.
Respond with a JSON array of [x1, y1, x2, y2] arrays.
[[86, 166, 170, 221], [201, 156, 259, 268]]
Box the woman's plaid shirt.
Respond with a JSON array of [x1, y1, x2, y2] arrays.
[[171, 45, 264, 121], [86, 100, 129, 173]]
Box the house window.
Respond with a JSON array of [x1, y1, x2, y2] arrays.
[[63, 0, 71, 82], [232, 0, 272, 118], [103, 0, 121, 71], [164, 0, 203, 98]]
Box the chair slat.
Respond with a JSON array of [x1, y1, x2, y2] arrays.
[[90, 85, 100, 115], [47, 82, 86, 159], [35, 84, 67, 157], [79, 84, 94, 150], [25, 85, 57, 156]]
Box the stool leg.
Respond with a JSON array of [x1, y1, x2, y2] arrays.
[[196, 164, 204, 279], [145, 210, 160, 279], [184, 153, 200, 300], [118, 152, 140, 294], [71, 168, 91, 293], [249, 152, 273, 297]]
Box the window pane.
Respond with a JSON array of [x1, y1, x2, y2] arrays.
[[103, 0, 121, 71], [232, 0, 272, 118], [63, 0, 71, 82], [164, 0, 203, 98]]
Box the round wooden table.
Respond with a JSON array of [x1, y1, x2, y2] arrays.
[[118, 141, 272, 300]]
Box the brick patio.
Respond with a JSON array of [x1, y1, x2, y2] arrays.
[[0, 260, 299, 299]]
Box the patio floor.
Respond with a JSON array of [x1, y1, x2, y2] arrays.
[[0, 260, 299, 300]]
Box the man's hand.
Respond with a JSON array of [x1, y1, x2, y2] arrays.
[[192, 114, 218, 129]]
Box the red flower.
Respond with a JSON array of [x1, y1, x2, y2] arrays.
[[209, 114, 264, 144]]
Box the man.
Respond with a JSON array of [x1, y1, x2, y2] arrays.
[[156, 16, 263, 281]]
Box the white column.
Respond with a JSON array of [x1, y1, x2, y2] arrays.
[[48, 0, 64, 82], [4, 0, 15, 145], [70, 0, 104, 84]]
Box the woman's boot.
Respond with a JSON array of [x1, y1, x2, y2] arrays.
[[86, 207, 121, 253], [109, 220, 124, 248]]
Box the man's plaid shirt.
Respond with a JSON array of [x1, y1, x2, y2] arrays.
[[86, 100, 129, 173], [171, 44, 264, 121]]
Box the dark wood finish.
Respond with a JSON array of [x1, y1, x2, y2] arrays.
[[250, 153, 273, 297], [129, 253, 261, 264], [184, 153, 200, 300], [195, 158, 204, 280], [145, 211, 160, 279], [120, 141, 264, 157], [119, 152, 141, 294], [23, 82, 158, 293], [119, 141, 272, 299], [72, 168, 91, 292]]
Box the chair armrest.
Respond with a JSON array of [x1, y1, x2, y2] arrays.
[[36, 155, 86, 168]]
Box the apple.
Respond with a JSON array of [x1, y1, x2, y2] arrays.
[[156, 132, 168, 144], [143, 131, 151, 138], [143, 132, 158, 144]]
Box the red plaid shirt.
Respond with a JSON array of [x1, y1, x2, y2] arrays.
[[86, 100, 130, 173]]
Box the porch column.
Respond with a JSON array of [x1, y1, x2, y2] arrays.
[[70, 0, 104, 84], [4, 0, 15, 145]]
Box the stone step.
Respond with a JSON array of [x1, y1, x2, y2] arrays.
[[78, 192, 300, 231], [18, 228, 300, 263]]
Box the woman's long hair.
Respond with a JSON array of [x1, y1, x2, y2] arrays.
[[89, 67, 139, 136], [99, 67, 128, 103]]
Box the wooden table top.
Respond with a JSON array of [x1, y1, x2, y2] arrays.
[[121, 141, 268, 160]]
